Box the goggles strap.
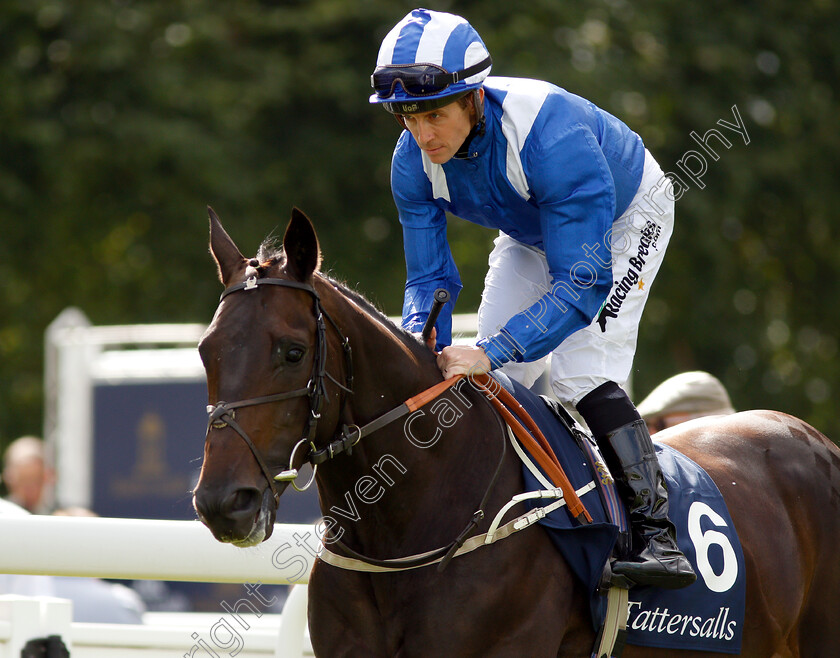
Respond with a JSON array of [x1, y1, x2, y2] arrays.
[[373, 55, 491, 97]]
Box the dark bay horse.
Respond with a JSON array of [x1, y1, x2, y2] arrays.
[[194, 207, 840, 657]]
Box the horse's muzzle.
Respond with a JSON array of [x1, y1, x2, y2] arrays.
[[194, 483, 277, 546]]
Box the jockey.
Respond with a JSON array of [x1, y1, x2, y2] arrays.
[[370, 8, 696, 589]]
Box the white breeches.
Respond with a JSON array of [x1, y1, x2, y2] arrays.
[[477, 150, 675, 405]]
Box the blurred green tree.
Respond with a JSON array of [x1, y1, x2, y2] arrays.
[[0, 0, 838, 449]]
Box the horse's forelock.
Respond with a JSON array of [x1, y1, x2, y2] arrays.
[[254, 240, 285, 272], [238, 241, 424, 354], [255, 238, 326, 278]]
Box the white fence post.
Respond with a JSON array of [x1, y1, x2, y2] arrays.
[[276, 584, 309, 658], [0, 596, 73, 657], [0, 517, 320, 656]]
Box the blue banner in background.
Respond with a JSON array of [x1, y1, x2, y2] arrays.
[[92, 381, 206, 519], [91, 379, 321, 613], [91, 380, 321, 523]]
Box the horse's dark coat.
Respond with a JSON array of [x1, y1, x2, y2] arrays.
[[194, 208, 840, 657]]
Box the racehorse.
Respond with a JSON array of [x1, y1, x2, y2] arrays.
[[193, 207, 840, 657]]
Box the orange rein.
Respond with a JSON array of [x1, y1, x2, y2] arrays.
[[405, 373, 592, 525]]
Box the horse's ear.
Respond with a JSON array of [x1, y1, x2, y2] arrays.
[[283, 207, 321, 282], [208, 206, 246, 286]]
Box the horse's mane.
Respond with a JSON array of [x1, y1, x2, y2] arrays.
[[255, 239, 427, 357], [325, 275, 436, 356]]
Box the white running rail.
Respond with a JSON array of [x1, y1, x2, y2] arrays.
[[0, 516, 318, 657]]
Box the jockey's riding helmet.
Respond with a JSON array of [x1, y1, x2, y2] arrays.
[[370, 9, 492, 116]]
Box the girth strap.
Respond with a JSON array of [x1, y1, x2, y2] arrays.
[[319, 479, 598, 573]]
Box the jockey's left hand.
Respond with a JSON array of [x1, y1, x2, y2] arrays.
[[411, 327, 437, 352], [437, 345, 491, 380]]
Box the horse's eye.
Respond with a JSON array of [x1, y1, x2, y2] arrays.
[[286, 347, 305, 363]]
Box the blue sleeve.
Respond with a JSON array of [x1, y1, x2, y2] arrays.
[[391, 138, 462, 349], [479, 124, 615, 367]]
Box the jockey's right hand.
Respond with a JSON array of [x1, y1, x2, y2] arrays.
[[436, 344, 491, 380]]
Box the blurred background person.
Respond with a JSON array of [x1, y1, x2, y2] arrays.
[[637, 371, 736, 434], [1, 436, 54, 514]]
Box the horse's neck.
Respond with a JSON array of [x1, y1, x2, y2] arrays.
[[325, 281, 442, 416], [316, 287, 521, 552]]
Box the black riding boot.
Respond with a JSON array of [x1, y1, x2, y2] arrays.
[[600, 419, 696, 589]]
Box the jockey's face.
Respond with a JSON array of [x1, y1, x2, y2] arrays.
[[400, 90, 481, 164]]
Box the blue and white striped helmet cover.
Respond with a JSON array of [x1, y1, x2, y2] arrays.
[[370, 8, 491, 105]]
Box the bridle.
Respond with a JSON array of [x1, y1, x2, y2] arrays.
[[203, 271, 589, 572], [204, 274, 353, 504], [203, 272, 508, 571]]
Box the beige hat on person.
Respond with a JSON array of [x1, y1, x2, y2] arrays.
[[637, 371, 735, 420]]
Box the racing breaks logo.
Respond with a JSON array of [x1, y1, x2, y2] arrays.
[[597, 219, 661, 332]]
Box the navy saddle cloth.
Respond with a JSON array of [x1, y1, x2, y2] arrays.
[[491, 372, 746, 655]]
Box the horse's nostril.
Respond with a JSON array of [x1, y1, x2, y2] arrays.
[[222, 487, 261, 517]]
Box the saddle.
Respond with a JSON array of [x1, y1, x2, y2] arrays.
[[490, 372, 746, 657]]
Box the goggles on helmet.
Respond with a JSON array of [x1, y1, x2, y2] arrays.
[[371, 56, 491, 99]]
